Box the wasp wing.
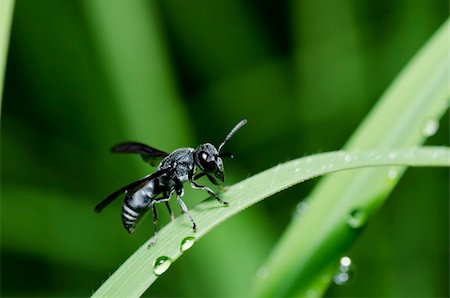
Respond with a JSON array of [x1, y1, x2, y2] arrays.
[[111, 142, 168, 166], [94, 169, 168, 213]]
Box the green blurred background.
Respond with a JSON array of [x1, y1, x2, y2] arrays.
[[1, 0, 448, 297]]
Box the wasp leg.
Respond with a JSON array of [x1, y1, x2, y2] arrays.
[[175, 185, 197, 232], [147, 195, 171, 248], [193, 173, 227, 192], [193, 172, 207, 180], [148, 203, 158, 247], [205, 174, 227, 192], [165, 201, 174, 221], [159, 190, 175, 221], [190, 180, 229, 206]]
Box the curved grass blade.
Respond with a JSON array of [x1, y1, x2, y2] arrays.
[[0, 0, 15, 110], [252, 19, 450, 297], [92, 147, 449, 298], [83, 2, 272, 295]]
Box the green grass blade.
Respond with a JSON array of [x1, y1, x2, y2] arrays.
[[252, 19, 450, 297], [83, 0, 191, 145], [92, 147, 449, 298], [0, 0, 14, 109], [83, 2, 273, 295]]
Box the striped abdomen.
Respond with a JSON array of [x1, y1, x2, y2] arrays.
[[121, 180, 157, 233], [121, 202, 143, 233]]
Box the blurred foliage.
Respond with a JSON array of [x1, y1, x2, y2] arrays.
[[0, 0, 14, 100], [254, 18, 449, 297], [92, 148, 450, 297], [1, 0, 448, 297]]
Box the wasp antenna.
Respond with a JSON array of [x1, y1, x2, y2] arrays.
[[218, 119, 247, 153]]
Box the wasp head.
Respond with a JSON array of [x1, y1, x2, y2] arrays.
[[194, 120, 247, 182], [194, 143, 224, 181]]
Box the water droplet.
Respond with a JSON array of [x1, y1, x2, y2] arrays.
[[333, 272, 350, 285], [344, 155, 351, 162], [340, 256, 351, 268], [388, 152, 397, 160], [256, 266, 269, 279], [333, 256, 355, 285], [405, 151, 414, 159], [347, 209, 366, 229], [387, 169, 398, 180], [306, 289, 317, 298], [275, 164, 281, 172], [422, 119, 439, 137], [293, 201, 309, 218], [180, 236, 196, 253], [153, 256, 172, 276]]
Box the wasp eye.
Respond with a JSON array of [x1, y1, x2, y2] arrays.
[[199, 151, 216, 172]]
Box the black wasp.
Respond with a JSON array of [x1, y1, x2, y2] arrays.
[[95, 120, 246, 244]]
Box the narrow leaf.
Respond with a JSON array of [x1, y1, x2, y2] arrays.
[[253, 19, 450, 297], [92, 147, 449, 298], [0, 0, 14, 109]]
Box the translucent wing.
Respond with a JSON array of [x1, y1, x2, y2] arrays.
[[111, 142, 168, 166], [94, 169, 167, 213]]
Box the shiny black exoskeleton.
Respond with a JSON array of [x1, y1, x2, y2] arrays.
[[95, 120, 246, 244]]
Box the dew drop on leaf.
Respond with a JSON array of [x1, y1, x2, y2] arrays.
[[333, 256, 355, 286], [153, 256, 172, 276], [293, 201, 309, 218], [388, 152, 397, 160], [387, 169, 398, 180], [180, 236, 196, 253], [306, 289, 317, 298], [347, 209, 366, 229], [256, 266, 269, 280], [333, 272, 351, 285], [340, 256, 351, 267], [422, 119, 439, 137]]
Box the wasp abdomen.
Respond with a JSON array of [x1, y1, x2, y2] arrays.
[[121, 181, 156, 233], [122, 202, 142, 233]]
